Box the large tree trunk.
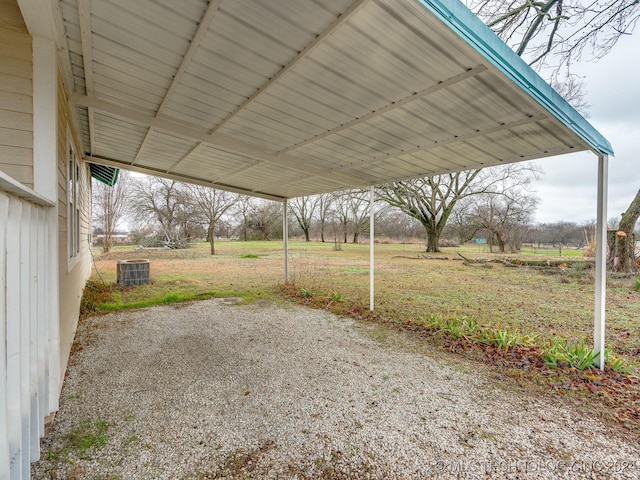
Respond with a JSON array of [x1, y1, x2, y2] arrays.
[[608, 189, 640, 272], [495, 231, 507, 253], [426, 229, 440, 252], [303, 228, 310, 242], [207, 224, 216, 255]]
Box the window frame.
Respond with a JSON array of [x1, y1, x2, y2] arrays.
[[67, 131, 82, 270]]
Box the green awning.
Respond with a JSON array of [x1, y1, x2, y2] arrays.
[[90, 163, 119, 186]]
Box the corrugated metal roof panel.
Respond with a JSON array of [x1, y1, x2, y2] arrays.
[[134, 132, 198, 172], [59, 0, 611, 201], [93, 113, 147, 163]]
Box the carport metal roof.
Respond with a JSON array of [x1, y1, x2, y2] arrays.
[[52, 0, 611, 201], [19, 0, 611, 369]]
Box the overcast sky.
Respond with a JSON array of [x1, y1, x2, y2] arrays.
[[529, 31, 640, 224]]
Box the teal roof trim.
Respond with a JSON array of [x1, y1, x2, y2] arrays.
[[90, 163, 119, 186], [416, 0, 614, 156]]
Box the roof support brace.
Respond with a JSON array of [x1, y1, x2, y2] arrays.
[[283, 199, 289, 284], [594, 154, 608, 369], [369, 185, 375, 311]]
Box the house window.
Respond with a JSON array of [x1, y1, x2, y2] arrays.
[[68, 139, 81, 259]]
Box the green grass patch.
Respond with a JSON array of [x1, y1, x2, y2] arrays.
[[334, 267, 369, 274], [81, 279, 271, 314], [99, 291, 219, 311], [67, 419, 109, 458], [46, 418, 110, 468], [239, 253, 259, 258]]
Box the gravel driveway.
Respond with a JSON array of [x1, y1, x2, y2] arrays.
[[32, 298, 639, 479]]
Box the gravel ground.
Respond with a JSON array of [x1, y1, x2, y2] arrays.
[[32, 298, 639, 480]]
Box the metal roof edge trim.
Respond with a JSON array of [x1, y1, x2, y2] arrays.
[[415, 0, 614, 157]]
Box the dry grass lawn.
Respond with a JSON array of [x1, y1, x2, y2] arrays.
[[93, 240, 640, 365]]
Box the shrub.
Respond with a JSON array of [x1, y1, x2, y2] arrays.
[[438, 238, 459, 248], [542, 339, 600, 370], [80, 281, 115, 318]]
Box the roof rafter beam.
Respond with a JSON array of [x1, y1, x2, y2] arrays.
[[72, 93, 367, 186], [133, 0, 222, 166], [373, 145, 582, 187], [253, 174, 326, 195], [330, 113, 549, 173], [209, 159, 267, 183], [277, 64, 488, 154], [158, 0, 221, 117], [84, 154, 286, 202], [208, 0, 369, 136], [77, 0, 96, 155]]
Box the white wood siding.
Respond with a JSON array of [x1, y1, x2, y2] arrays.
[[0, 0, 33, 187], [0, 177, 56, 480], [57, 68, 92, 388], [1, 1, 90, 476]]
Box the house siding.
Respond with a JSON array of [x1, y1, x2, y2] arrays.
[[1, 2, 61, 476], [1, 0, 93, 475], [56, 71, 92, 383], [0, 0, 33, 187]]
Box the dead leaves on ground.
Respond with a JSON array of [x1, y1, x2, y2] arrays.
[[280, 284, 640, 441]]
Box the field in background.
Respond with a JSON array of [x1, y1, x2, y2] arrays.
[[92, 240, 640, 369]]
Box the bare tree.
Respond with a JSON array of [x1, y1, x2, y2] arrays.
[[331, 191, 351, 244], [532, 221, 584, 248], [236, 196, 255, 241], [345, 189, 372, 244], [247, 200, 282, 241], [378, 164, 541, 252], [316, 193, 334, 243], [467, 190, 539, 253], [466, 0, 639, 83], [468, 0, 640, 270], [92, 170, 130, 253], [288, 196, 319, 242], [130, 176, 193, 245], [189, 185, 239, 255], [375, 207, 424, 241], [449, 199, 481, 245]]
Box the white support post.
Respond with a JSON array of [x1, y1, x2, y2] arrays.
[[19, 205, 32, 475], [32, 37, 58, 203], [47, 206, 60, 413], [6, 198, 23, 479], [283, 199, 289, 284], [594, 154, 608, 369], [0, 194, 10, 480], [32, 32, 61, 414], [369, 186, 375, 311]]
